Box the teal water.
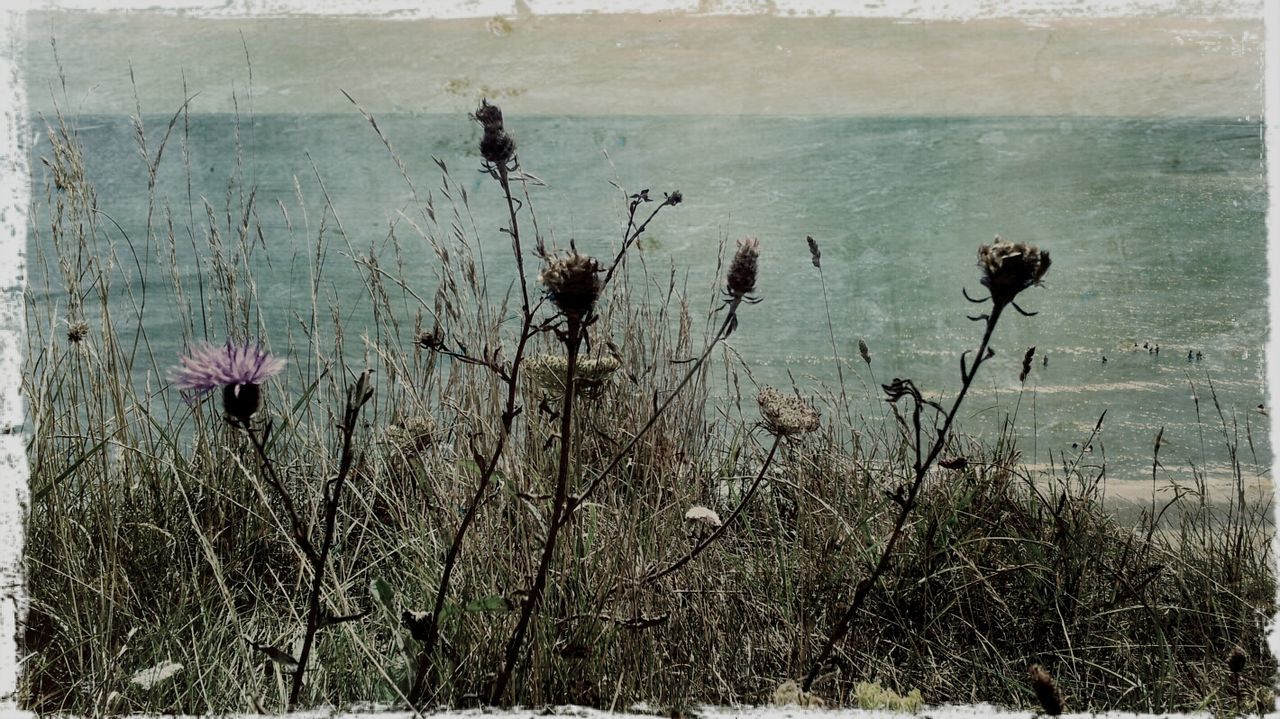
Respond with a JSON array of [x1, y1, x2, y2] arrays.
[[27, 113, 1269, 488]]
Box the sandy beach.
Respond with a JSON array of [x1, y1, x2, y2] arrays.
[[23, 11, 1262, 117]]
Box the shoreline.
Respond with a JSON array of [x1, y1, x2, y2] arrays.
[[23, 11, 1263, 117]]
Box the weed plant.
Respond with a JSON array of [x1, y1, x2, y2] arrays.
[[18, 75, 1275, 715]]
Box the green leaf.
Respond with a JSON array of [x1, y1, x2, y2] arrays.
[[464, 595, 513, 613]]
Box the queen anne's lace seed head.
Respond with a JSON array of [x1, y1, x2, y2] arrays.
[[757, 386, 820, 437]]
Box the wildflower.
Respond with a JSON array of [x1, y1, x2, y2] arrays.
[[1028, 664, 1065, 716], [727, 237, 760, 299], [473, 98, 516, 167], [758, 387, 820, 437], [977, 237, 1051, 308], [538, 251, 603, 320], [170, 341, 286, 423], [66, 321, 88, 344]]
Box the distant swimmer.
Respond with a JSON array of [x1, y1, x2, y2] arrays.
[[1196, 351, 1203, 361], [1042, 355, 1048, 368], [1188, 350, 1194, 362], [1101, 355, 1107, 364]]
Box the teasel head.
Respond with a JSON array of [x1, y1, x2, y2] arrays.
[[727, 237, 761, 300], [539, 250, 603, 322], [976, 236, 1051, 312], [758, 386, 820, 437], [473, 98, 516, 167], [1028, 664, 1065, 716]]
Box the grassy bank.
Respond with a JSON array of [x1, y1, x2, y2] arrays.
[[18, 85, 1274, 715]]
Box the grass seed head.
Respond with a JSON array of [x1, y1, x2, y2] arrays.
[[978, 236, 1051, 308]]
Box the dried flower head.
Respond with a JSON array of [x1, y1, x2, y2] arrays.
[[727, 237, 761, 298], [473, 98, 516, 167], [538, 251, 603, 320], [170, 341, 286, 423], [858, 338, 871, 366], [66, 321, 89, 344], [527, 353, 620, 394], [684, 506, 722, 528], [978, 237, 1051, 308], [1028, 664, 1065, 716], [664, 190, 683, 206], [758, 386, 820, 437], [1227, 645, 1247, 674]]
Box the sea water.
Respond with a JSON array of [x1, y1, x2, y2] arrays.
[[25, 112, 1269, 492]]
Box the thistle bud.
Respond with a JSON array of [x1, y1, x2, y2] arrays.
[[727, 237, 760, 298], [1028, 664, 1065, 716], [473, 98, 516, 167], [978, 237, 1051, 308]]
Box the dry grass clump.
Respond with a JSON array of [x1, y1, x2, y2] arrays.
[[17, 79, 1274, 717]]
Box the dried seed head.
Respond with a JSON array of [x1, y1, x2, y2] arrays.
[[858, 338, 871, 366], [473, 98, 516, 166], [417, 327, 445, 351], [67, 321, 89, 344], [664, 190, 683, 206], [978, 237, 1051, 308], [806, 235, 821, 268], [1028, 664, 1065, 716], [1020, 345, 1037, 383], [727, 237, 761, 298], [1227, 645, 1247, 674], [538, 251, 603, 319], [526, 353, 620, 394], [758, 386, 820, 437], [684, 506, 722, 528]]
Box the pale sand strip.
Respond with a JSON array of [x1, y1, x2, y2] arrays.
[[23, 11, 1262, 116]]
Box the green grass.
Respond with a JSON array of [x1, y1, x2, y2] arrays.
[[17, 75, 1275, 716]]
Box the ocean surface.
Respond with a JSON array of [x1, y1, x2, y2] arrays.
[[26, 112, 1270, 493]]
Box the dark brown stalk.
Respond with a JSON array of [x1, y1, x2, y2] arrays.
[[289, 370, 375, 709], [556, 298, 742, 529], [802, 304, 1004, 693], [406, 162, 538, 707], [644, 433, 782, 584], [245, 426, 318, 566], [490, 316, 584, 704]]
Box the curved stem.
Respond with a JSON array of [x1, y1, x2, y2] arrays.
[[491, 319, 583, 704], [557, 298, 741, 529], [802, 303, 1004, 692], [645, 433, 782, 584]]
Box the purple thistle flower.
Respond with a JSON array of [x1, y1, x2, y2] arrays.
[[170, 341, 286, 422]]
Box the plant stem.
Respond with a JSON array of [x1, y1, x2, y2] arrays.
[[556, 298, 741, 529], [491, 317, 583, 704], [802, 304, 1004, 693], [406, 162, 537, 707], [288, 371, 373, 709], [645, 433, 782, 584]]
